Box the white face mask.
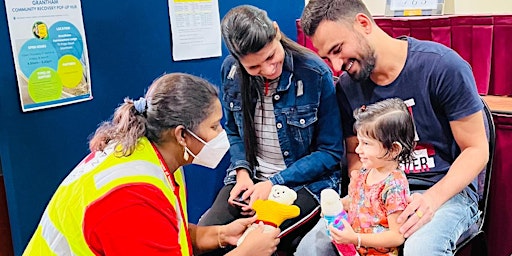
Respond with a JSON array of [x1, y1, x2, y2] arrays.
[[185, 129, 230, 169]]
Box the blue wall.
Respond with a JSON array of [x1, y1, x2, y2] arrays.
[[0, 1, 304, 255]]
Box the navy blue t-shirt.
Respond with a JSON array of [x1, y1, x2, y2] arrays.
[[337, 37, 482, 203]]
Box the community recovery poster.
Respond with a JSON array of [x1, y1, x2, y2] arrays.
[[5, 0, 92, 112]]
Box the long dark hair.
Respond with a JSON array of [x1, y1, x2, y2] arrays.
[[221, 5, 315, 168]]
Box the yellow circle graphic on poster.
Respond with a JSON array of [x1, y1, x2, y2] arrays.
[[58, 55, 83, 88], [28, 67, 63, 103]]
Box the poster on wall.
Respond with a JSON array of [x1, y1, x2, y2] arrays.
[[385, 0, 448, 16], [4, 0, 92, 112], [168, 0, 222, 61]]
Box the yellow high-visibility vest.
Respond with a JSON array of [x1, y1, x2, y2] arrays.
[[23, 137, 190, 256]]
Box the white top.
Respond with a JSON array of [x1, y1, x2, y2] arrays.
[[254, 79, 286, 179]]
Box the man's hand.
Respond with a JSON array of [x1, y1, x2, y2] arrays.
[[397, 193, 436, 238]]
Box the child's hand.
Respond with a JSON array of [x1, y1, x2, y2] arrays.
[[329, 218, 357, 245]]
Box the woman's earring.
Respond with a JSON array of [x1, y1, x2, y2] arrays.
[[183, 147, 189, 161]]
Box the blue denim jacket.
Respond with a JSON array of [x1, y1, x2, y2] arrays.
[[220, 50, 344, 198]]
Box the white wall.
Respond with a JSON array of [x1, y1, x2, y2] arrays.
[[450, 0, 512, 15], [305, 0, 512, 15]]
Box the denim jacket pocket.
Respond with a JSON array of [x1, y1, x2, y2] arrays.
[[223, 92, 242, 112], [223, 92, 244, 128], [285, 104, 318, 147]]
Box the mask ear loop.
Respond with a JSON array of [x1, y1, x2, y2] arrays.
[[179, 128, 206, 162], [186, 129, 208, 145], [183, 129, 205, 161]]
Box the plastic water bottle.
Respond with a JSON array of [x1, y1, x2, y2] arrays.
[[332, 210, 349, 230], [320, 189, 359, 256], [320, 189, 347, 235]]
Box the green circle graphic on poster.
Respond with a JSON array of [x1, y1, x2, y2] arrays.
[[28, 67, 63, 103], [58, 54, 83, 88], [18, 38, 59, 79]]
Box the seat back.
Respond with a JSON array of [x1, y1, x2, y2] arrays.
[[454, 96, 496, 253], [476, 96, 495, 230]]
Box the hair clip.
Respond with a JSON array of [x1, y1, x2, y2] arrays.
[[360, 105, 367, 112], [133, 97, 147, 115]]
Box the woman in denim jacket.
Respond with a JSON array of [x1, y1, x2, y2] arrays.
[[198, 5, 344, 253]]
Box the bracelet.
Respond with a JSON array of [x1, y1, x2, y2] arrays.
[[217, 226, 226, 248], [356, 233, 361, 249]]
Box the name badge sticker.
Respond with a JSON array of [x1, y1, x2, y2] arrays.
[[297, 80, 303, 97], [227, 65, 236, 80]]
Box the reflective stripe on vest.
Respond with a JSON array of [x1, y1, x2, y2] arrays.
[[40, 208, 74, 255], [23, 137, 190, 256]]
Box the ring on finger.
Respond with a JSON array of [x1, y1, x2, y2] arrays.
[[416, 210, 423, 218]]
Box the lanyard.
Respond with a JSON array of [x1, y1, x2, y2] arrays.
[[265, 79, 269, 96], [151, 142, 193, 254]]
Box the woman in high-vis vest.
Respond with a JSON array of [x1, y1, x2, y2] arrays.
[[23, 73, 281, 256]]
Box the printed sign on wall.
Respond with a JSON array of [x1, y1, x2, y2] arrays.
[[4, 0, 92, 112]]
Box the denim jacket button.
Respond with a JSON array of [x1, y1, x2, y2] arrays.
[[274, 94, 280, 101], [283, 151, 289, 156], [276, 123, 283, 129], [300, 119, 306, 125], [229, 102, 234, 108]]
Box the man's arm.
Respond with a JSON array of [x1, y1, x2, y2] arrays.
[[398, 111, 489, 237], [346, 136, 362, 176], [429, 111, 488, 210]]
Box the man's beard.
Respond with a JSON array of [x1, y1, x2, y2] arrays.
[[348, 34, 376, 82], [348, 52, 376, 82]]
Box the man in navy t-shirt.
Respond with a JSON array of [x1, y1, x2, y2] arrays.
[[296, 0, 488, 255]]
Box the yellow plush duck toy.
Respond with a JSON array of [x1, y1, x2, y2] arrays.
[[237, 185, 300, 246]]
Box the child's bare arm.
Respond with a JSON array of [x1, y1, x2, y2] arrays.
[[356, 211, 405, 248], [341, 195, 350, 211]]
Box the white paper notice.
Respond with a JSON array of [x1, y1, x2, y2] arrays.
[[169, 0, 222, 61], [4, 0, 92, 112], [389, 0, 438, 11]]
